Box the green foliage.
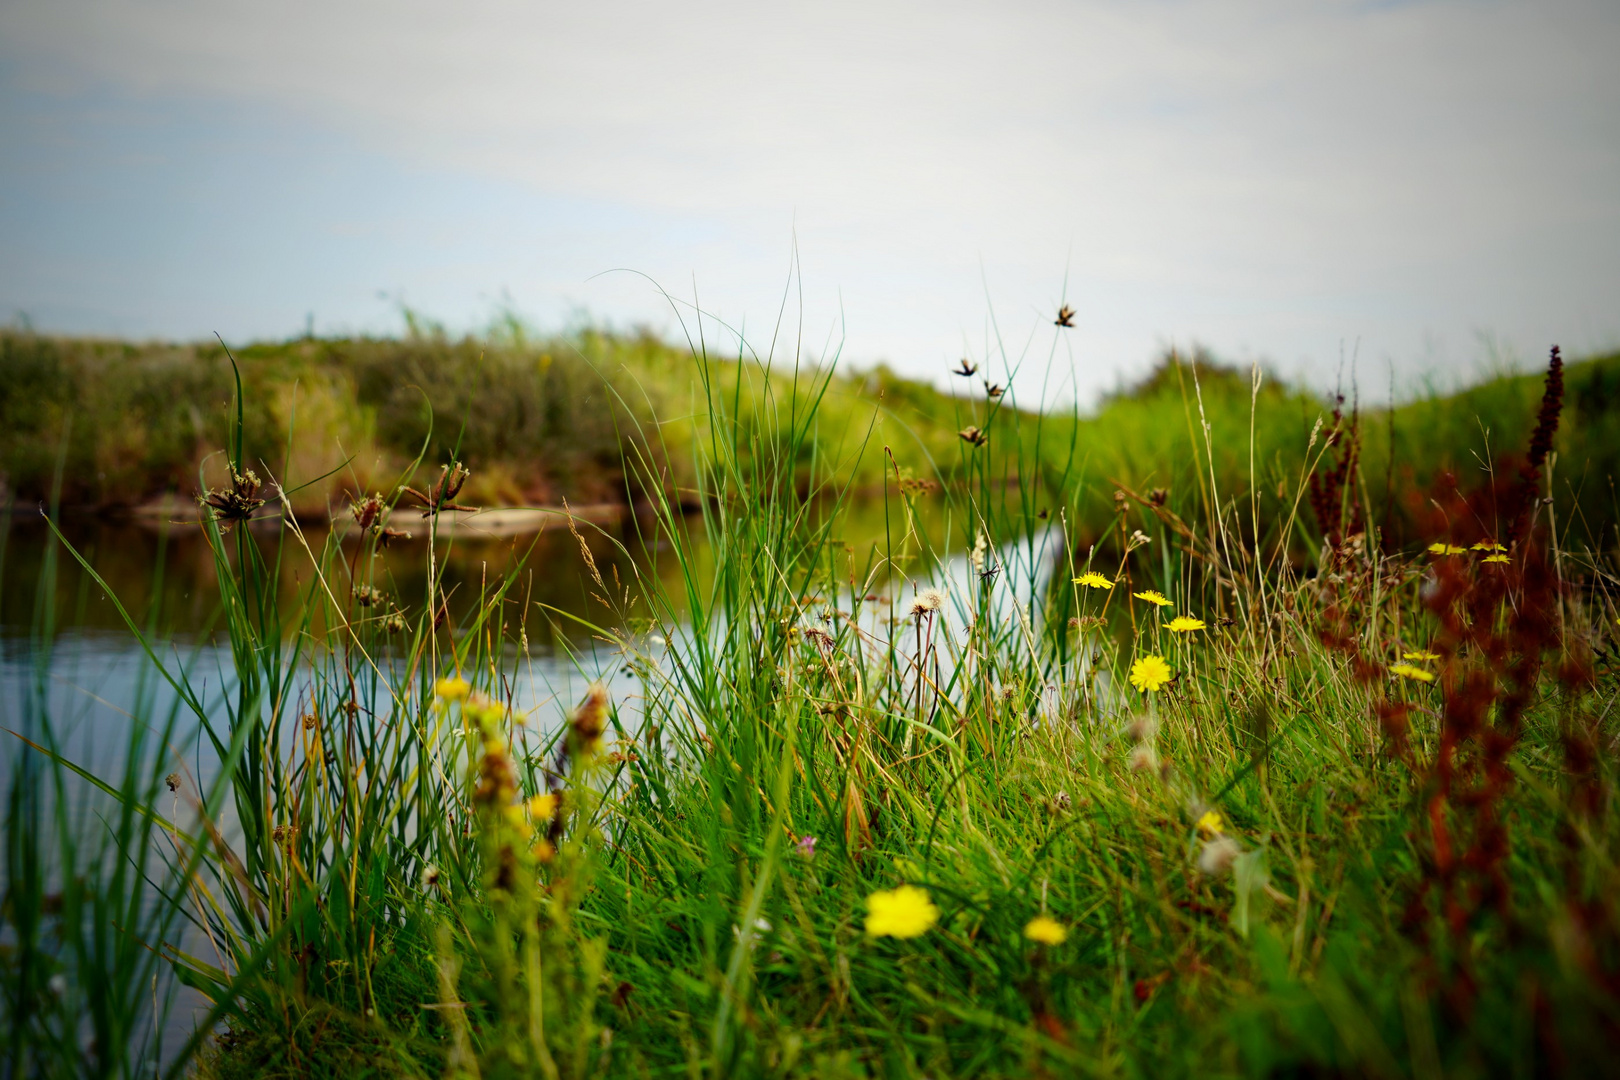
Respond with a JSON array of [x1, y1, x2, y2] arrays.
[[3, 320, 1618, 1078]]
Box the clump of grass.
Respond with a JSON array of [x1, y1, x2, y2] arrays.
[[3, 313, 1617, 1078]]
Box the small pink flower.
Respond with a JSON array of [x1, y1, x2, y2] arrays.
[[795, 835, 817, 859]]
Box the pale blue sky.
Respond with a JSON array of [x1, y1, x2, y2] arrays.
[[2, 0, 1617, 403]]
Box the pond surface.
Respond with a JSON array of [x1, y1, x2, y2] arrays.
[[0, 499, 1066, 1065]]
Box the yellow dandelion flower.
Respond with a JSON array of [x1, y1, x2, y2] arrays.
[[1390, 664, 1435, 683], [1167, 616, 1205, 633], [1471, 541, 1505, 552], [865, 885, 940, 939], [527, 793, 557, 820], [1196, 810, 1225, 838], [1483, 553, 1510, 564], [1427, 543, 1466, 556], [1402, 651, 1439, 662], [1134, 590, 1172, 607], [1073, 572, 1113, 590], [1023, 915, 1068, 945], [434, 676, 471, 701], [1129, 654, 1173, 693]]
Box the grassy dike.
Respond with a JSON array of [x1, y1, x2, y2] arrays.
[[2, 328, 1619, 1077], [2, 324, 1618, 550]]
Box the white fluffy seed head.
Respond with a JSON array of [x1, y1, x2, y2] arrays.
[[1198, 836, 1242, 876]]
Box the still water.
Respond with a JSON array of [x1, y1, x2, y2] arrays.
[[0, 501, 1064, 1064]]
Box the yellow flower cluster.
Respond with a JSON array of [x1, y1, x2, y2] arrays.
[[862, 885, 1072, 948], [1072, 572, 1113, 589], [434, 676, 471, 701], [1429, 540, 1510, 562]]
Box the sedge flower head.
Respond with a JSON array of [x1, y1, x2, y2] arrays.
[[1073, 572, 1113, 590], [1134, 590, 1172, 608], [865, 885, 940, 939], [1427, 542, 1466, 556], [527, 793, 557, 820], [1390, 663, 1436, 684], [1023, 915, 1068, 945], [434, 676, 471, 701], [1128, 654, 1173, 693], [1402, 650, 1439, 662], [464, 696, 508, 731], [1167, 616, 1205, 633], [1196, 809, 1225, 838], [1483, 553, 1510, 564]]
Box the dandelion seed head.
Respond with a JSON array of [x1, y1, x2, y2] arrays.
[[1127, 744, 1159, 773], [1198, 836, 1242, 876]]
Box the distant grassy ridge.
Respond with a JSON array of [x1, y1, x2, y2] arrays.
[[0, 327, 1009, 517], [2, 326, 1616, 551]]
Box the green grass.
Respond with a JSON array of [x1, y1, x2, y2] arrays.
[[2, 319, 1618, 1078], [4, 322, 1618, 551]]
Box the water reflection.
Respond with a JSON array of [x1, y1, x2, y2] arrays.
[[0, 497, 1073, 1064], [0, 511, 651, 646]]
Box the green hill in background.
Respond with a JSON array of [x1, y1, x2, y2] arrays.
[[2, 326, 1615, 555]]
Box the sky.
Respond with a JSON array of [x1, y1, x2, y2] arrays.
[[1, 0, 1618, 405]]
